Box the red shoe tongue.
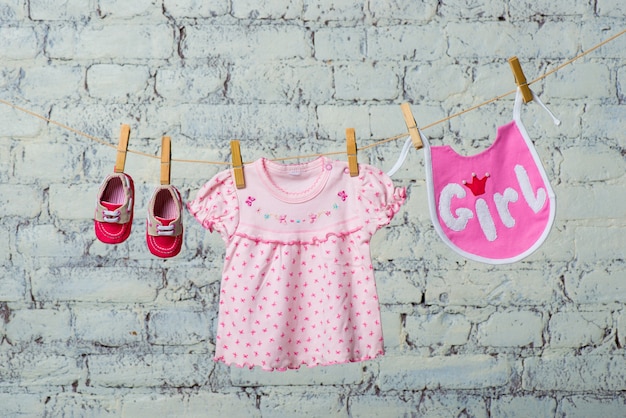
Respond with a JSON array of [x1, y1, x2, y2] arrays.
[[156, 216, 174, 226], [101, 201, 122, 211]]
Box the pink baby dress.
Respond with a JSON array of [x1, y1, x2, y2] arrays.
[[188, 157, 405, 370]]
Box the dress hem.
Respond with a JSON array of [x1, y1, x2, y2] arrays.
[[214, 351, 384, 372]]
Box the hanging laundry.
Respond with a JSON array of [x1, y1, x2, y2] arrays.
[[421, 89, 560, 264], [187, 157, 405, 370]]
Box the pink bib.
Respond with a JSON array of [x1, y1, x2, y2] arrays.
[[423, 91, 557, 264]]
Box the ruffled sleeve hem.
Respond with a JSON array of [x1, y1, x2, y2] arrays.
[[186, 202, 217, 233], [377, 186, 406, 228]]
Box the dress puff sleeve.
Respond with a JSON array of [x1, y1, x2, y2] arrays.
[[187, 170, 239, 240], [358, 165, 407, 234]]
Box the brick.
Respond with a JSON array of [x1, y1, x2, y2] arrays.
[[418, 393, 488, 417], [574, 227, 626, 262], [5, 308, 72, 344], [48, 104, 141, 151], [303, 0, 364, 22], [405, 63, 471, 102], [88, 354, 213, 387], [581, 25, 626, 59], [523, 356, 626, 391], [581, 104, 626, 141], [425, 268, 558, 307], [16, 224, 87, 260], [182, 25, 310, 61], [0, 184, 42, 217], [617, 312, 626, 348], [350, 393, 488, 417], [147, 309, 212, 346], [179, 104, 316, 141], [87, 64, 151, 100], [438, 0, 506, 20], [0, 352, 82, 386], [156, 65, 226, 101], [49, 183, 95, 220], [490, 395, 556, 418], [0, 0, 27, 21], [448, 22, 579, 59], [369, 0, 437, 21], [316, 105, 370, 141], [260, 391, 346, 417], [619, 66, 626, 102], [378, 355, 512, 390], [558, 395, 626, 418], [20, 65, 84, 101], [98, 0, 164, 19], [31, 267, 161, 303], [232, 0, 302, 19], [14, 142, 83, 182], [549, 62, 613, 100], [162, 266, 222, 292], [597, 0, 626, 17], [0, 106, 44, 138], [122, 393, 260, 418], [0, 268, 27, 301], [405, 312, 471, 347], [227, 63, 333, 104], [371, 225, 416, 262], [0, 26, 39, 60], [43, 393, 120, 418], [163, 0, 229, 18], [380, 311, 404, 350], [348, 395, 414, 417], [466, 61, 518, 103], [557, 185, 626, 220], [548, 311, 611, 349], [29, 0, 93, 20], [565, 266, 626, 305], [477, 310, 544, 347], [231, 361, 363, 386], [560, 144, 625, 183], [0, 141, 11, 180], [367, 25, 446, 61], [376, 270, 423, 305], [74, 308, 144, 347], [314, 28, 366, 61], [509, 1, 592, 17], [0, 393, 45, 416], [46, 23, 173, 60]]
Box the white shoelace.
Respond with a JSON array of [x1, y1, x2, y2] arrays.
[[102, 209, 121, 223], [156, 224, 175, 236]]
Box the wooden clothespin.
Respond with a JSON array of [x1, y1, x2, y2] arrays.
[[345, 128, 359, 177], [230, 140, 245, 189], [114, 124, 131, 173], [400, 103, 423, 150], [160, 136, 171, 185], [508, 56, 533, 103]]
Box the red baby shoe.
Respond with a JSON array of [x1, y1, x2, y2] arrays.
[[94, 172, 135, 244], [146, 185, 183, 258]]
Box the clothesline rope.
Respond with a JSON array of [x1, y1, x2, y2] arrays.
[[0, 27, 624, 166]]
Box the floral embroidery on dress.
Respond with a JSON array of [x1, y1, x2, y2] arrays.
[[255, 193, 345, 225]]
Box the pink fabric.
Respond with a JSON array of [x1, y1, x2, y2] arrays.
[[425, 121, 555, 263], [188, 157, 405, 370]]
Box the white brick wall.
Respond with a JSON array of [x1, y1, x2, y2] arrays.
[[0, 1, 625, 416]]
